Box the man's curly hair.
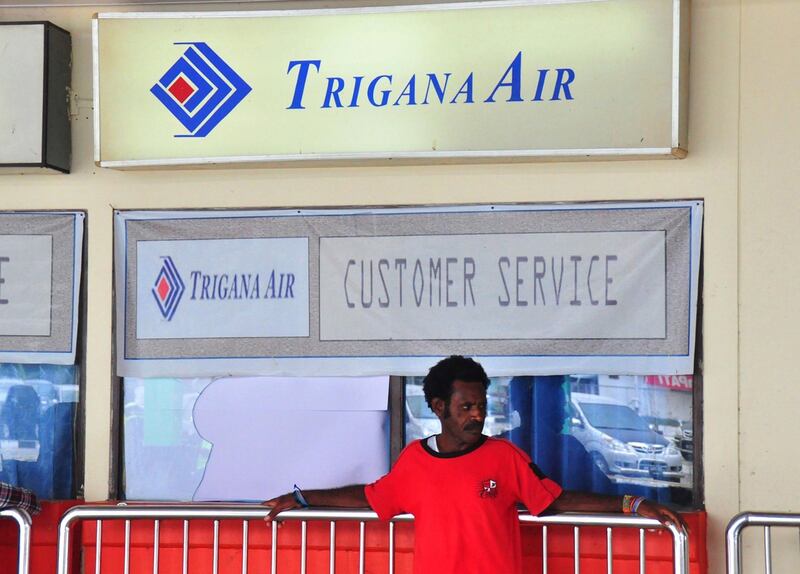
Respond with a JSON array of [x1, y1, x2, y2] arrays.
[[422, 355, 490, 411]]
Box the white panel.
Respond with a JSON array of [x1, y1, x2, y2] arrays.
[[191, 376, 390, 501], [0, 25, 44, 164]]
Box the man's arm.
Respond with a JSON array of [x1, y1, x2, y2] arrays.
[[547, 490, 686, 530], [262, 485, 368, 522], [0, 482, 41, 515]]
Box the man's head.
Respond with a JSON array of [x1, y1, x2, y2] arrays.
[[423, 356, 490, 445]]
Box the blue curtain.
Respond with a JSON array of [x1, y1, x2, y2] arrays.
[[507, 376, 676, 504]]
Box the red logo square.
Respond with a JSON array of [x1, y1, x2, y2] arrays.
[[168, 76, 195, 104]]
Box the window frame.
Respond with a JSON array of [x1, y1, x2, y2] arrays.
[[109, 207, 703, 508]]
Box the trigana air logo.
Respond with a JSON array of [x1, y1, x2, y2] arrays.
[[152, 256, 186, 321], [150, 42, 252, 138]]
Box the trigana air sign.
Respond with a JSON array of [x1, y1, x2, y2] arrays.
[[93, 0, 689, 168]]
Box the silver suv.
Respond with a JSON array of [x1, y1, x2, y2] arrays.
[[569, 392, 684, 483]]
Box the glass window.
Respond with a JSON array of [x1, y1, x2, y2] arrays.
[[123, 376, 390, 501], [405, 374, 696, 508], [0, 363, 79, 499], [123, 378, 212, 501]]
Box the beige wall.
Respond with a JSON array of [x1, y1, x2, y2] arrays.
[[738, 0, 800, 572], [3, 0, 796, 571]]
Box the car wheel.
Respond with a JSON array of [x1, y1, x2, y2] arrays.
[[591, 452, 611, 475]]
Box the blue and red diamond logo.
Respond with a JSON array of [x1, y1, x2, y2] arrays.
[[152, 256, 185, 321], [151, 42, 252, 138]]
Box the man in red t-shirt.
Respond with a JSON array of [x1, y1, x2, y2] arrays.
[[264, 356, 685, 574]]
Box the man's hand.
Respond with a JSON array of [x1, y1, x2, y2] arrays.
[[546, 491, 688, 533], [262, 493, 300, 523], [635, 499, 688, 531], [261, 485, 369, 523]]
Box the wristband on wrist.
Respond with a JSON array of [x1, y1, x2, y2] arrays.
[[622, 494, 645, 514], [292, 484, 309, 508], [622, 494, 634, 514]]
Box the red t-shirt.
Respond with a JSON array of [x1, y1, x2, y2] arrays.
[[364, 436, 563, 574]]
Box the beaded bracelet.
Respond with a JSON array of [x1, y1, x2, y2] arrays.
[[622, 494, 645, 514]]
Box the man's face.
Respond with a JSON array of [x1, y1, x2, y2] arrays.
[[433, 380, 487, 445]]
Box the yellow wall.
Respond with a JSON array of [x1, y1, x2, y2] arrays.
[[3, 0, 797, 571]]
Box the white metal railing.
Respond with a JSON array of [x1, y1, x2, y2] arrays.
[[56, 504, 688, 574], [0, 508, 33, 574], [726, 512, 800, 574]]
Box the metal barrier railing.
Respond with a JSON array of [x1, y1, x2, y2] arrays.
[[56, 504, 689, 574], [726, 512, 800, 574], [0, 508, 33, 574]]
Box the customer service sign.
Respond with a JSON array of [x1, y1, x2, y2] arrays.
[[94, 0, 689, 167], [116, 202, 702, 378]]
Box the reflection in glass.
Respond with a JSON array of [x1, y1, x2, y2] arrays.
[[404, 374, 695, 507], [0, 364, 78, 499], [123, 378, 213, 500], [578, 402, 652, 431]]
